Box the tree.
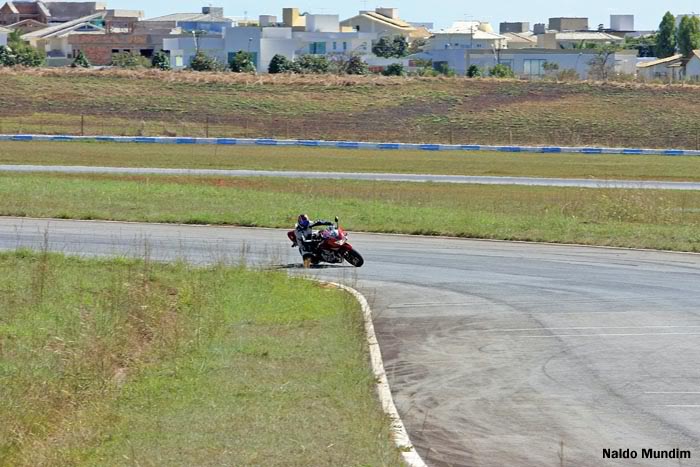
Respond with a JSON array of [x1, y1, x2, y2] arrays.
[[268, 54, 293, 73], [489, 64, 515, 78], [391, 36, 409, 57], [656, 11, 677, 58], [5, 30, 44, 67], [372, 36, 394, 58], [111, 51, 150, 68], [466, 64, 483, 78], [623, 34, 657, 58], [587, 45, 619, 81], [229, 50, 255, 73], [408, 38, 426, 55], [382, 63, 405, 76], [189, 51, 221, 71], [152, 50, 171, 70], [344, 55, 369, 75], [678, 15, 700, 57], [71, 50, 90, 68], [294, 54, 330, 74], [372, 35, 409, 58]]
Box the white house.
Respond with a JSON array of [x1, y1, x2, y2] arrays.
[[166, 15, 378, 72], [429, 22, 507, 52], [421, 48, 639, 78], [684, 51, 700, 81], [636, 54, 684, 81], [0, 25, 8, 47]]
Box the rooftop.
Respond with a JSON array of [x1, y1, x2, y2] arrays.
[[501, 31, 537, 44], [144, 13, 230, 23], [22, 11, 105, 39], [636, 54, 683, 68], [361, 10, 413, 29], [554, 31, 624, 41], [437, 22, 506, 40]]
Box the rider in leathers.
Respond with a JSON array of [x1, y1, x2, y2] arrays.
[[291, 214, 334, 255]]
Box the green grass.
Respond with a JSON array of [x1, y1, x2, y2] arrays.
[[0, 251, 401, 466], [4, 68, 700, 148], [2, 141, 700, 181], [1, 173, 699, 252]]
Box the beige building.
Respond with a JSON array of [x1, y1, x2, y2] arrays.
[[537, 31, 624, 49], [340, 7, 429, 39], [501, 32, 537, 49]]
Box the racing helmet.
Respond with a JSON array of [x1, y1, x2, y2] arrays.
[[298, 214, 310, 229]]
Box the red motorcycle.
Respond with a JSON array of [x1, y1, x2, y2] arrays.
[[287, 217, 364, 268]]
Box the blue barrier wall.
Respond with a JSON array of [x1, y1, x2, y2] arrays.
[[1, 134, 699, 157]]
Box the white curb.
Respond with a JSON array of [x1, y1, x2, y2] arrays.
[[322, 281, 428, 467]]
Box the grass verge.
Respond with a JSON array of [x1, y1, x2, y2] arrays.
[[0, 251, 401, 466], [1, 173, 699, 252], [2, 141, 700, 181], [5, 68, 700, 148]]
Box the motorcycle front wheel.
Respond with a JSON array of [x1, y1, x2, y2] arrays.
[[343, 249, 364, 268]]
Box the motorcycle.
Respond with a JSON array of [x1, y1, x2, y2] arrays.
[[287, 217, 364, 269]]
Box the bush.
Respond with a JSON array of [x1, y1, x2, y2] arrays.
[[555, 69, 579, 81], [294, 54, 330, 74], [151, 50, 171, 70], [0, 46, 16, 66], [229, 50, 255, 73], [268, 54, 293, 73], [382, 63, 405, 76], [111, 51, 150, 68], [189, 51, 222, 72], [436, 62, 456, 77], [489, 64, 515, 78], [71, 51, 90, 68], [466, 64, 483, 78], [344, 55, 369, 75]]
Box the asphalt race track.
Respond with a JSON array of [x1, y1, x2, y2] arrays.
[[2, 217, 700, 467]]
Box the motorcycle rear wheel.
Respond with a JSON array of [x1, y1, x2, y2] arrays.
[[343, 249, 364, 268]]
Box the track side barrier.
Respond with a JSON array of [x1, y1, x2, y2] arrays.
[[2, 134, 700, 157]]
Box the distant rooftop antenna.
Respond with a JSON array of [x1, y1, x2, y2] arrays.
[[361, 0, 368, 11], [244, 10, 247, 20]]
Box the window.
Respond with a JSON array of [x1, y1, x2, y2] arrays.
[[333, 41, 337, 51], [523, 59, 546, 77], [309, 42, 326, 54], [343, 42, 347, 51]]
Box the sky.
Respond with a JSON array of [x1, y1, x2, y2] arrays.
[[118, 1, 699, 31]]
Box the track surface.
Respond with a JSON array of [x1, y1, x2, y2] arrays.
[[2, 218, 700, 466], [2, 165, 700, 190]]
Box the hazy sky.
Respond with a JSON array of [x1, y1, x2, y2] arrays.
[[122, 1, 698, 30]]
